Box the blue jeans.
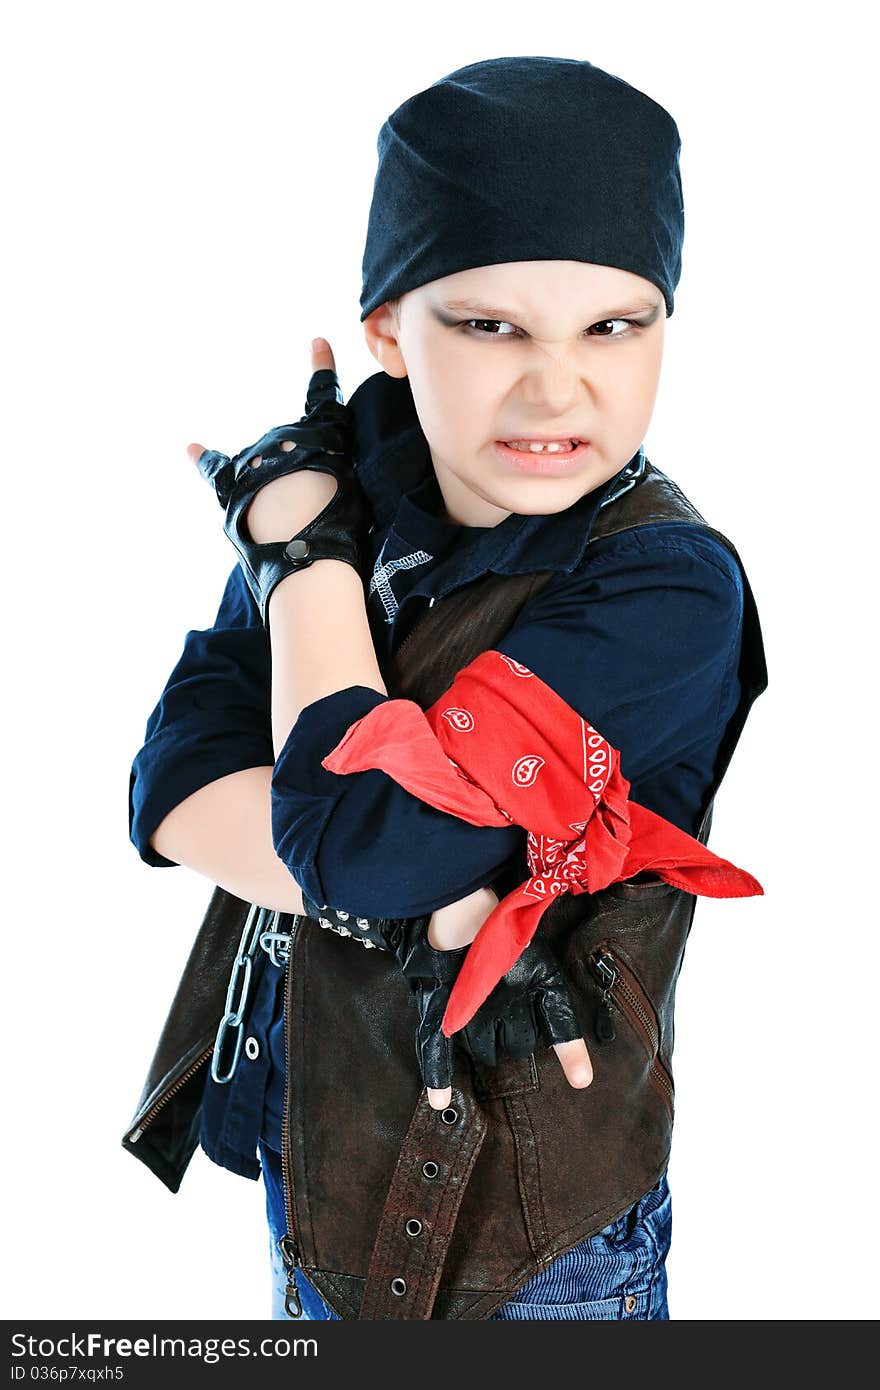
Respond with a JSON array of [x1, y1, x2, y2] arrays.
[[259, 1139, 671, 1320]]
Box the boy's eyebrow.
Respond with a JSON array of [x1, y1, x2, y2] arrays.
[[439, 296, 663, 320]]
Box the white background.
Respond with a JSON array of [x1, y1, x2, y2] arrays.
[[4, 0, 877, 1322]]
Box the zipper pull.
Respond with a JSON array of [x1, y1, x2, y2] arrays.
[[277, 1234, 303, 1319], [590, 950, 618, 1044]]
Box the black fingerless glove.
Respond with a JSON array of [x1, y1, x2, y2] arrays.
[[196, 368, 372, 628], [300, 894, 582, 1090], [457, 933, 583, 1067]]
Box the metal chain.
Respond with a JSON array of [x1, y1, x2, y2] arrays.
[[259, 919, 296, 968], [210, 903, 276, 1084]]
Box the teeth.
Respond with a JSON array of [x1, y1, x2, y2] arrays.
[[505, 439, 579, 453]]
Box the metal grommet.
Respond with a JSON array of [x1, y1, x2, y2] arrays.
[[285, 538, 310, 561], [624, 1294, 638, 1313], [440, 1106, 458, 1125], [244, 1036, 260, 1061], [421, 1160, 439, 1179], [390, 1277, 407, 1297], [405, 1218, 423, 1237]]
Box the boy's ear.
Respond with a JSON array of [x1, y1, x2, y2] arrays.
[[362, 303, 408, 379]]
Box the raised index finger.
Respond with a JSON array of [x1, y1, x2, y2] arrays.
[[310, 337, 335, 371], [305, 337, 345, 412]]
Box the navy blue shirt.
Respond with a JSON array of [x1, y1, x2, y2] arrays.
[[129, 370, 745, 1178]]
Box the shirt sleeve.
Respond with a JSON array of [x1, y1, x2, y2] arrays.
[[129, 564, 275, 868], [494, 525, 745, 838], [269, 523, 744, 918], [270, 684, 525, 917]]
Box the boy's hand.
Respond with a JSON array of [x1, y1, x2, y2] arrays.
[[307, 887, 593, 1111], [424, 886, 593, 1108], [188, 339, 372, 627], [187, 341, 343, 545]]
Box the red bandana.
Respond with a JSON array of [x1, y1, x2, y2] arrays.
[[322, 650, 763, 1037]]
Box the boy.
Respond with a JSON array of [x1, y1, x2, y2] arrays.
[[126, 57, 766, 1319]]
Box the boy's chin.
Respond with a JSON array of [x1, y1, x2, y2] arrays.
[[492, 474, 595, 509]]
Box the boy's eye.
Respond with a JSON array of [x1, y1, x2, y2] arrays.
[[463, 317, 638, 340], [464, 319, 519, 337]]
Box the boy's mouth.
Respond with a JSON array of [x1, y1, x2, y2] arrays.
[[494, 439, 591, 473], [499, 438, 586, 454]]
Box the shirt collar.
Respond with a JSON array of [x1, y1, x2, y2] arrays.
[[347, 369, 645, 583]]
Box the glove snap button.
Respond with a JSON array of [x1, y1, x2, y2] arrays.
[[440, 1106, 459, 1125], [244, 1037, 260, 1061], [285, 538, 311, 562], [405, 1218, 423, 1237], [390, 1278, 407, 1297], [421, 1160, 439, 1179]]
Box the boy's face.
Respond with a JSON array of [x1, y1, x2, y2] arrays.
[[363, 260, 666, 528]]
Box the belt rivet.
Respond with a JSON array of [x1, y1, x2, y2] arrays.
[[390, 1277, 407, 1296], [440, 1106, 459, 1125], [405, 1218, 423, 1237], [422, 1160, 439, 1179]]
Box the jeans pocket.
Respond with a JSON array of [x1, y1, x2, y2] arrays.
[[491, 1287, 652, 1320], [491, 1174, 672, 1321]]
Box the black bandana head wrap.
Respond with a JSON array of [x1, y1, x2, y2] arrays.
[[359, 55, 684, 321]]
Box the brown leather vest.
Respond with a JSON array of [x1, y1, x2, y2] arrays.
[[122, 460, 767, 1318]]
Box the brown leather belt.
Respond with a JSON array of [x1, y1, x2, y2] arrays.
[[360, 1088, 489, 1319]]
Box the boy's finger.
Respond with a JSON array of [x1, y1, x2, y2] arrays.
[[187, 442, 207, 464], [311, 336, 335, 369], [552, 1037, 593, 1089], [305, 334, 345, 410], [427, 1085, 453, 1110]]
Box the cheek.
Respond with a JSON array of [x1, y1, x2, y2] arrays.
[[427, 378, 498, 446], [604, 352, 662, 414]]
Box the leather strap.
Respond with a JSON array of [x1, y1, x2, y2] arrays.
[[359, 1085, 488, 1319]]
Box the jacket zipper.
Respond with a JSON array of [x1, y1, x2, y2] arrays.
[[588, 946, 674, 1113], [391, 596, 437, 665], [278, 913, 304, 1318], [127, 1045, 214, 1143]]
